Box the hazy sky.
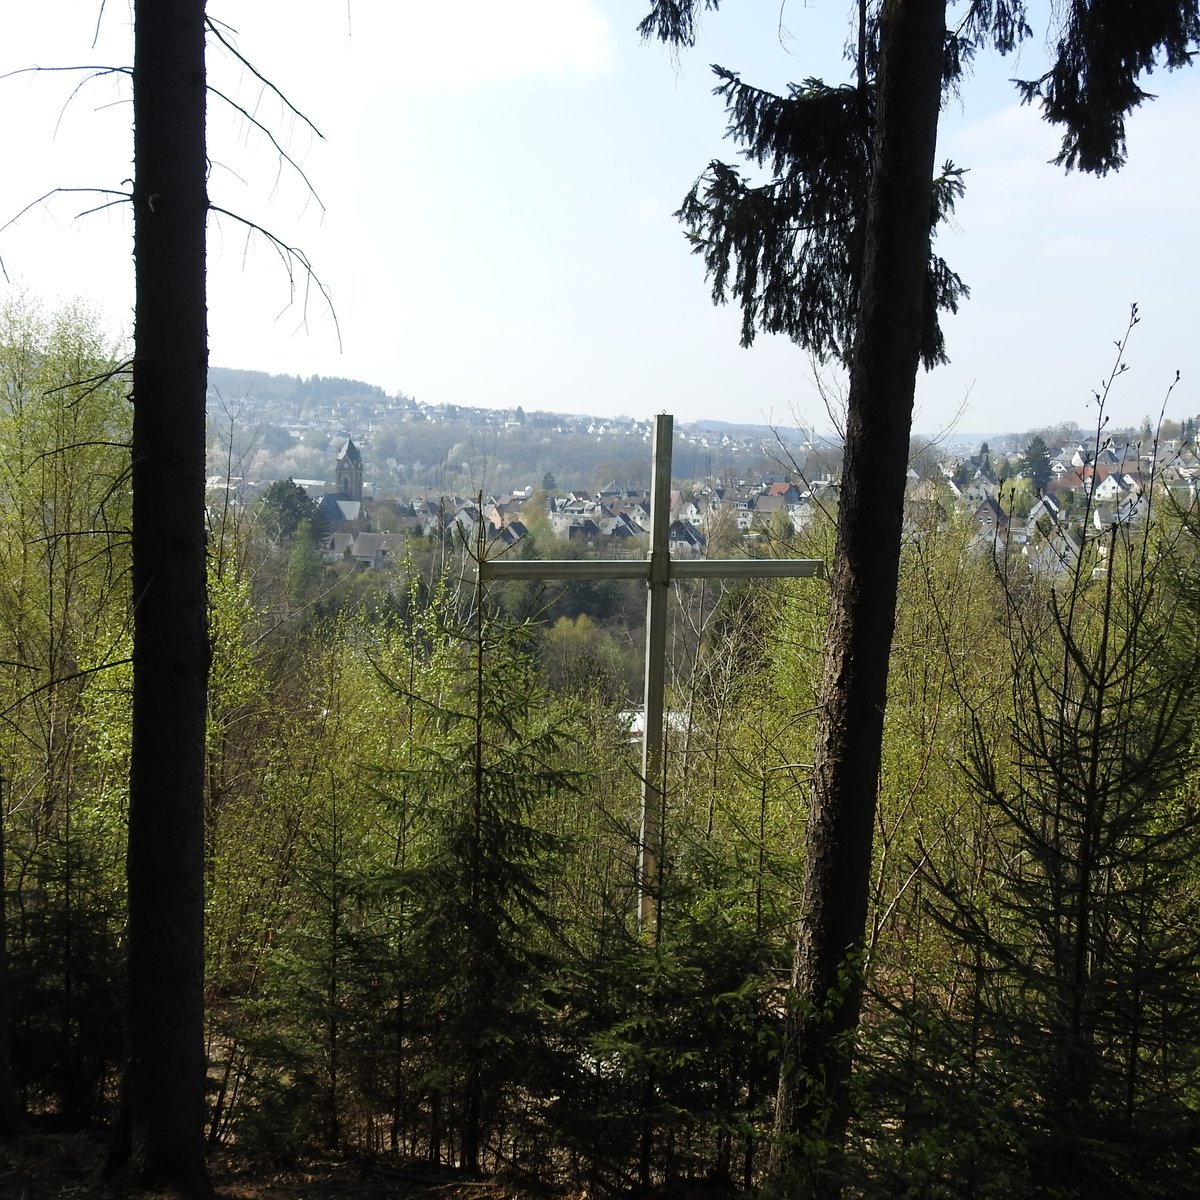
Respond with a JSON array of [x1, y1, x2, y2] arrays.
[[2, 1, 1197, 436]]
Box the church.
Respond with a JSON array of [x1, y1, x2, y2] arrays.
[[318, 437, 366, 528], [315, 437, 406, 570]]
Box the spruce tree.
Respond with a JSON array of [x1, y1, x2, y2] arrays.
[[918, 467, 1200, 1197], [374, 574, 578, 1172], [1022, 434, 1054, 491]]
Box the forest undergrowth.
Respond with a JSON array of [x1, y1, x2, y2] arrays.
[[0, 1130, 582, 1200]]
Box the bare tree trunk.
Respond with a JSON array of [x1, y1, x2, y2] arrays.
[[770, 0, 946, 1185], [110, 0, 212, 1192]]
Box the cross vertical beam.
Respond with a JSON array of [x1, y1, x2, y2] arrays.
[[639, 414, 673, 931]]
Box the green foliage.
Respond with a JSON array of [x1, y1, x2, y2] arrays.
[[489, 525, 647, 636], [212, 579, 592, 1166], [998, 474, 1034, 519], [1014, 1, 1200, 173], [0, 297, 131, 1127], [8, 816, 125, 1125], [1022, 433, 1054, 491], [675, 68, 968, 365], [389, 584, 578, 1170], [552, 841, 789, 1192], [256, 477, 326, 544], [913, 514, 1200, 1197], [11, 290, 1200, 1197], [286, 519, 327, 603], [540, 613, 639, 703], [652, 0, 1199, 377]]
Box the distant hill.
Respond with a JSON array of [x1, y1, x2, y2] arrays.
[[692, 419, 813, 443], [208, 367, 392, 407], [203, 366, 835, 494], [210, 369, 826, 445]]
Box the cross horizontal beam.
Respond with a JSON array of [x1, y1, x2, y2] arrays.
[[477, 557, 824, 582]]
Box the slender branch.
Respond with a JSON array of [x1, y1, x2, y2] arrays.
[[765, 423, 839, 529], [1, 187, 115, 299], [0, 657, 133, 721], [73, 196, 132, 222], [910, 396, 968, 461], [42, 360, 133, 405], [0, 186, 131, 242], [206, 85, 325, 214], [26, 528, 132, 545], [0, 64, 130, 83], [24, 441, 131, 470], [209, 204, 341, 347], [204, 17, 325, 143], [0, 64, 131, 154], [90, 0, 110, 50]]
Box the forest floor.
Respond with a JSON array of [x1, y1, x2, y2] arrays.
[[0, 1132, 581, 1200]]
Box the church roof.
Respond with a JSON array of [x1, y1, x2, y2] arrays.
[[337, 437, 361, 463], [320, 496, 362, 523]]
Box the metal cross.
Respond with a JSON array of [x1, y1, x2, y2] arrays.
[[477, 414, 824, 931]]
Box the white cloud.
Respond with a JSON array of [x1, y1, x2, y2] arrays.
[[355, 0, 620, 90]]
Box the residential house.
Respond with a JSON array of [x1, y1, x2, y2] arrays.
[[751, 492, 788, 530], [1027, 493, 1064, 529], [1092, 494, 1143, 532], [566, 519, 602, 547], [1024, 528, 1083, 579], [764, 481, 803, 505], [347, 531, 389, 570], [667, 520, 706, 556], [904, 478, 947, 531], [972, 496, 1010, 549], [789, 500, 820, 534]]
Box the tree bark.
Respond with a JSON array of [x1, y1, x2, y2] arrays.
[[111, 0, 212, 1193], [770, 0, 947, 1185]]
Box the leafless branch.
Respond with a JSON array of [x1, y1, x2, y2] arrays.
[[0, 186, 130, 239], [0, 64, 131, 144], [0, 187, 130, 282], [766, 422, 839, 530], [24, 441, 131, 470], [909, 394, 968, 464], [209, 204, 341, 348], [90, 0, 109, 49], [205, 17, 325, 144], [27, 527, 131, 545], [0, 658, 133, 722], [44, 359, 132, 396], [207, 85, 326, 214], [0, 64, 129, 84]]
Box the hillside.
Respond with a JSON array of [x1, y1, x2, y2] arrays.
[[206, 366, 828, 494]]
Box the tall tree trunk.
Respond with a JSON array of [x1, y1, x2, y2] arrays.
[[770, 0, 946, 1184], [111, 0, 212, 1192]]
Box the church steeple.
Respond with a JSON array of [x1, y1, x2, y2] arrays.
[[336, 437, 363, 501]]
